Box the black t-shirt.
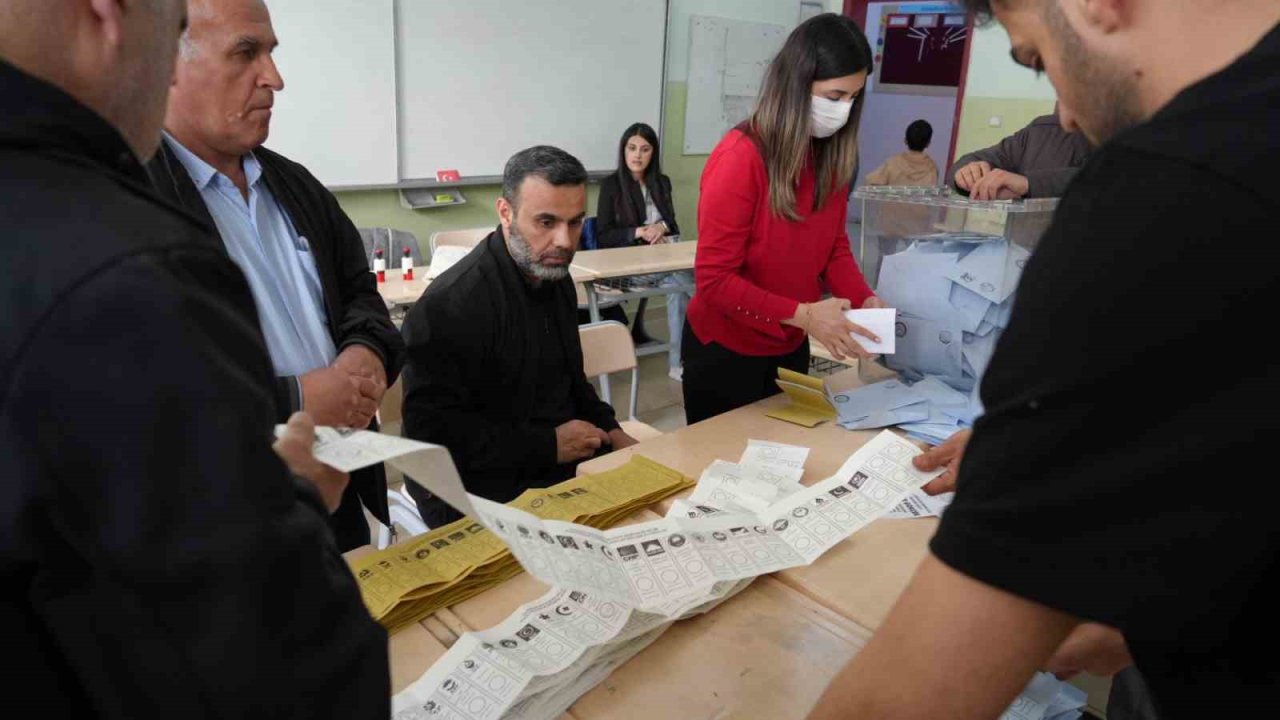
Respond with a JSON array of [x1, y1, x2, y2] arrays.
[[930, 23, 1280, 719]]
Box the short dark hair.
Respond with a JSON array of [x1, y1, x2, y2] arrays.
[[502, 145, 588, 209], [905, 119, 933, 151]]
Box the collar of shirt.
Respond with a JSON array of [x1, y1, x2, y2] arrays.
[[162, 131, 263, 194], [0, 60, 147, 184]]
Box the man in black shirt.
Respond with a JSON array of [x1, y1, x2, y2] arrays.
[[808, 1, 1280, 718], [0, 0, 387, 714], [401, 146, 638, 527]]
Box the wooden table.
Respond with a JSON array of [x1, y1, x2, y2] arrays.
[[377, 264, 599, 309], [373, 383, 948, 718], [569, 242, 697, 358]]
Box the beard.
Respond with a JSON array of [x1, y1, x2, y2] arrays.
[[506, 221, 574, 282], [1046, 1, 1145, 145]]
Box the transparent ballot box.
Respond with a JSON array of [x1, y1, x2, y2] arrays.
[[852, 186, 1060, 398]]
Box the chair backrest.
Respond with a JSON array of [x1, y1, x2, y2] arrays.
[[579, 320, 636, 377], [359, 228, 424, 267], [429, 227, 490, 255], [581, 216, 599, 251]]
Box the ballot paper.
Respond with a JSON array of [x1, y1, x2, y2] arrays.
[[886, 314, 965, 382], [886, 490, 954, 519], [843, 308, 898, 355], [391, 432, 941, 614], [945, 239, 1031, 305], [1000, 672, 1088, 720], [335, 432, 694, 632], [739, 439, 810, 471], [831, 379, 928, 430], [688, 459, 806, 513]]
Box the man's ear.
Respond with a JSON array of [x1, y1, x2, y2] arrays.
[[87, 0, 127, 48], [1076, 0, 1128, 34], [496, 197, 515, 233]]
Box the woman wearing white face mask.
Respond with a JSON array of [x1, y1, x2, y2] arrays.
[[683, 13, 884, 424]]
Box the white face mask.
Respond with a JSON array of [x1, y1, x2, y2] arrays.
[[810, 95, 854, 138]]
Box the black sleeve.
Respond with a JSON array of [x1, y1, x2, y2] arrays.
[[7, 248, 388, 717], [661, 174, 680, 236], [595, 175, 639, 249], [313, 170, 406, 384], [401, 297, 559, 486], [930, 148, 1277, 634]]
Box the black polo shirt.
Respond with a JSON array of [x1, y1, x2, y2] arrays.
[[931, 22, 1280, 719]]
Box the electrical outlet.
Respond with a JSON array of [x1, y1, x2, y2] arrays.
[[988, 116, 1004, 128]]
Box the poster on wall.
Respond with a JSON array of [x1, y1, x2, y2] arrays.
[[873, 2, 968, 96]]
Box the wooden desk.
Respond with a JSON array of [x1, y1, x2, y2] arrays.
[[577, 392, 936, 632], [369, 381, 946, 718], [569, 242, 697, 280], [569, 243, 697, 359], [377, 265, 598, 309]]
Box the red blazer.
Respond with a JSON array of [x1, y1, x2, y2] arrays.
[[687, 129, 874, 357]]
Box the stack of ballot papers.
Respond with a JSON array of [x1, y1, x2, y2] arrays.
[[384, 433, 949, 719], [830, 375, 982, 445], [328, 430, 694, 634], [877, 234, 1027, 394]]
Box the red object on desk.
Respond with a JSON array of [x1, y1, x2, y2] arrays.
[[436, 169, 461, 183], [374, 248, 386, 283]]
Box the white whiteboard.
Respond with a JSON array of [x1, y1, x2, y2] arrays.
[[683, 15, 788, 155], [396, 0, 667, 179], [265, 0, 398, 188]]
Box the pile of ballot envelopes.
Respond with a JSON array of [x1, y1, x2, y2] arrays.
[[833, 233, 1031, 444]]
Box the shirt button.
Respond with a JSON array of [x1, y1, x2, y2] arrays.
[[1028, 400, 1041, 410]]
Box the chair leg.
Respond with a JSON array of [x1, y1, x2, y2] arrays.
[[631, 299, 653, 344]]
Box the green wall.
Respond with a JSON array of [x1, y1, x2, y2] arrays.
[[953, 96, 1057, 160]]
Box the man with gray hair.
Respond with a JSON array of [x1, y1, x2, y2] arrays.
[[401, 146, 638, 527], [146, 0, 405, 550], [0, 0, 387, 713]]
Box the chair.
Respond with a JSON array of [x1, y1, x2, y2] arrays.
[[578, 321, 663, 442], [358, 227, 424, 267], [428, 227, 490, 255]]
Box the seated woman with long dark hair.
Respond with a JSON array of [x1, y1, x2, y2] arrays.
[[596, 122, 692, 382]]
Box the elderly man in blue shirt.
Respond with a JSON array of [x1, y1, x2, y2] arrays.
[[146, 0, 404, 550]]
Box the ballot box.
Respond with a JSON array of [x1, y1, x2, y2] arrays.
[[844, 188, 1060, 443]]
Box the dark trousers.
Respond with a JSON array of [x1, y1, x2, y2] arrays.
[[1109, 667, 1161, 720], [681, 322, 810, 424], [328, 481, 372, 551], [404, 481, 464, 529]]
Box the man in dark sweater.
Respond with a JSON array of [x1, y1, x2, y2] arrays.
[[401, 146, 638, 527], [951, 105, 1092, 199]]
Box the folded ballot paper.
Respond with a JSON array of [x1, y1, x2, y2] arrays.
[[312, 428, 694, 633], [877, 235, 1026, 394]]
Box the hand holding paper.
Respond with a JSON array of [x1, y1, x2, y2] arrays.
[[843, 308, 897, 355]]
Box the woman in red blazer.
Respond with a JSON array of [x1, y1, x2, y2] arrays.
[[683, 13, 884, 423]]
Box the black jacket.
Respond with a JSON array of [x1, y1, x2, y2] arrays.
[[951, 115, 1092, 198], [595, 172, 679, 249], [146, 138, 404, 527], [0, 61, 387, 716], [401, 228, 619, 502]]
